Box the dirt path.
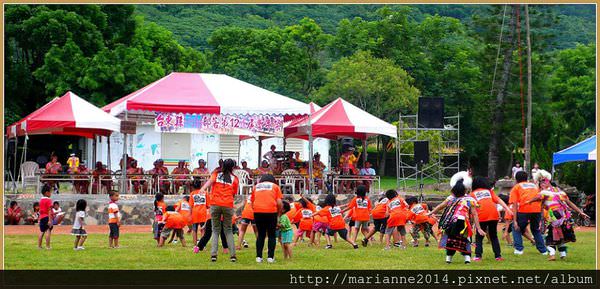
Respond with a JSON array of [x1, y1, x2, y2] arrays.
[[4, 224, 595, 235]]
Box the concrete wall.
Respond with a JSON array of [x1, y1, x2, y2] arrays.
[[4, 193, 446, 226]]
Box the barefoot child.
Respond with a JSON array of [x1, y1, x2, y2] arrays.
[[72, 199, 88, 250], [279, 201, 294, 259], [37, 184, 54, 249], [108, 191, 121, 248]]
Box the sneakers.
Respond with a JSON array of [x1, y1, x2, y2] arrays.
[[353, 244, 359, 249], [541, 251, 549, 256], [472, 257, 482, 262], [325, 245, 333, 249], [514, 250, 524, 255], [361, 238, 369, 247], [424, 242, 430, 247], [74, 247, 85, 251], [193, 246, 200, 254], [464, 255, 471, 264], [210, 256, 217, 262], [495, 257, 505, 261], [267, 258, 275, 263], [393, 242, 402, 248], [230, 256, 237, 263], [560, 251, 567, 259], [256, 257, 263, 263], [445, 256, 452, 264], [243, 240, 249, 248], [173, 239, 178, 244]]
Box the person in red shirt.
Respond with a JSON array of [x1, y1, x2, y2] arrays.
[[470, 177, 512, 261], [37, 184, 54, 249], [5, 201, 23, 225], [172, 160, 191, 194], [44, 155, 62, 193], [92, 161, 111, 194], [237, 195, 257, 250], [250, 174, 283, 263], [158, 206, 187, 247], [198, 159, 239, 262], [314, 194, 359, 249], [344, 185, 372, 244], [509, 171, 547, 255], [127, 160, 147, 194]]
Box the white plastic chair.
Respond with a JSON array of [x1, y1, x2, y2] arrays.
[[20, 161, 40, 193], [233, 169, 253, 195], [280, 169, 299, 194]]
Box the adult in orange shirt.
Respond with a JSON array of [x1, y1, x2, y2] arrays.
[[314, 194, 359, 249], [344, 185, 372, 244], [470, 177, 512, 261], [509, 171, 547, 255], [198, 159, 239, 262], [237, 195, 257, 250], [250, 174, 283, 263]]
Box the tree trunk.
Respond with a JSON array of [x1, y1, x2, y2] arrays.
[[378, 135, 387, 176], [488, 5, 517, 180]]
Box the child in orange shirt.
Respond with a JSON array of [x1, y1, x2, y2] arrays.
[[108, 191, 121, 248], [159, 205, 187, 247], [190, 180, 209, 245], [406, 196, 437, 247], [362, 195, 389, 246], [170, 195, 192, 244], [344, 185, 372, 244], [293, 196, 316, 246], [383, 190, 409, 250], [310, 201, 331, 247], [237, 195, 257, 250], [314, 194, 359, 249]]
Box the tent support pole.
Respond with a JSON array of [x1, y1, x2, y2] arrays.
[[92, 135, 97, 165], [13, 137, 18, 193], [257, 137, 262, 168], [308, 113, 314, 194], [122, 111, 128, 194], [363, 138, 368, 167], [107, 136, 111, 172]]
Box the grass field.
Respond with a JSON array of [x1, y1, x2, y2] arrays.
[[5, 230, 595, 270]]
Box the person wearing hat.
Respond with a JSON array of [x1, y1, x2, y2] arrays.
[[149, 159, 170, 194], [92, 161, 111, 194], [74, 161, 90, 194], [172, 160, 191, 194], [67, 153, 80, 174]]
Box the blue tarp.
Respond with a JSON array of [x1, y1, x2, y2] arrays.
[[552, 135, 596, 166]]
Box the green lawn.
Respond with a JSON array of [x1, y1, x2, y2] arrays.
[[5, 231, 595, 270]]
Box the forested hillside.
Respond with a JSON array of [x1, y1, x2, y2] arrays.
[[4, 4, 596, 192]]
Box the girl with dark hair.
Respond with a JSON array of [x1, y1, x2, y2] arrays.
[[469, 176, 512, 261], [344, 185, 372, 244], [381, 189, 410, 250], [430, 180, 485, 264], [153, 193, 166, 244], [314, 194, 359, 249], [72, 199, 88, 250], [406, 196, 436, 247], [198, 158, 239, 262], [251, 173, 283, 263], [190, 179, 209, 245]]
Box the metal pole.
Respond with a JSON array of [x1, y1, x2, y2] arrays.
[[457, 112, 461, 173], [92, 135, 97, 165], [308, 113, 314, 194], [107, 136, 111, 172], [524, 4, 533, 172], [363, 139, 368, 167], [13, 137, 18, 193], [257, 137, 262, 169], [122, 111, 128, 194], [396, 112, 401, 190]]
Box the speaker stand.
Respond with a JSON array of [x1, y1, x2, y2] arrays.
[[417, 161, 425, 203]]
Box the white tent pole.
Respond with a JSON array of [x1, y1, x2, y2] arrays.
[[121, 110, 128, 194], [308, 113, 314, 194], [107, 136, 111, 172], [13, 136, 18, 193]]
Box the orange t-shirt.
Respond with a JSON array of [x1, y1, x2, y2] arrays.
[[371, 198, 389, 220], [190, 189, 209, 224], [313, 206, 329, 224], [175, 200, 192, 225], [250, 182, 283, 214], [408, 203, 429, 224], [386, 197, 409, 227], [209, 171, 239, 208], [287, 204, 299, 224], [316, 206, 345, 230], [345, 208, 355, 221], [509, 182, 541, 213], [347, 197, 372, 221], [294, 202, 316, 231], [108, 202, 120, 224], [241, 196, 254, 220], [164, 211, 186, 229], [470, 188, 500, 221]]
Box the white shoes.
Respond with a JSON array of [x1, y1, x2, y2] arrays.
[[74, 246, 85, 251], [560, 251, 567, 259], [267, 258, 275, 263], [514, 250, 524, 255], [256, 257, 263, 263], [541, 251, 549, 256]]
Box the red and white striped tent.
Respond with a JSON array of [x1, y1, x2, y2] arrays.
[[103, 72, 311, 116], [6, 91, 121, 139], [284, 98, 397, 139]]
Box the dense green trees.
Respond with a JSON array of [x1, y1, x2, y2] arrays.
[[4, 4, 595, 192]]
